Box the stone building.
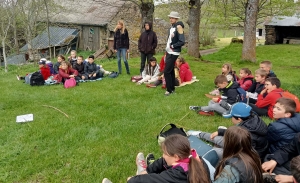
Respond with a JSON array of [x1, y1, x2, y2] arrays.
[[49, 0, 141, 52], [265, 15, 300, 45]]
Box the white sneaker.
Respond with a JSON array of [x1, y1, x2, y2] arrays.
[[136, 152, 147, 175], [102, 178, 112, 183], [218, 126, 227, 130], [186, 130, 202, 138]]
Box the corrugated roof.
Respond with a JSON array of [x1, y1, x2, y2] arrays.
[[21, 27, 78, 51], [266, 15, 300, 26], [49, 0, 125, 26]]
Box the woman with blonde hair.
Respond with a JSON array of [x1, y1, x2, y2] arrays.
[[114, 20, 130, 75]]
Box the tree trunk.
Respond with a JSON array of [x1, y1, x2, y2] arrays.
[[140, 2, 154, 32], [2, 40, 7, 73], [187, 0, 201, 58], [242, 0, 259, 62]]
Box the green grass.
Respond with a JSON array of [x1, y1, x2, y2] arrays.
[[1, 44, 299, 182]]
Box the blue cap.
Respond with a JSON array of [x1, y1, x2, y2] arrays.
[[223, 102, 252, 118]]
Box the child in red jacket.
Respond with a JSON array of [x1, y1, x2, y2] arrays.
[[58, 61, 79, 83], [176, 57, 193, 83], [249, 77, 283, 119], [17, 58, 51, 81], [238, 68, 253, 91]]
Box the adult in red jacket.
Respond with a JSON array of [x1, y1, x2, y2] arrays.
[[38, 59, 51, 80], [58, 61, 78, 82], [176, 57, 193, 83], [249, 77, 283, 119]]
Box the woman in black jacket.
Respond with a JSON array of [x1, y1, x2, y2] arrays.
[[114, 20, 130, 74]]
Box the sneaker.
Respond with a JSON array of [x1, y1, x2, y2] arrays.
[[186, 130, 202, 138], [263, 173, 277, 183], [136, 82, 142, 85], [146, 153, 155, 166], [218, 126, 227, 130], [16, 75, 20, 80], [189, 106, 200, 111], [102, 178, 112, 183], [136, 152, 147, 175], [198, 110, 214, 116]]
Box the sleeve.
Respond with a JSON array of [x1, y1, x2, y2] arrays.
[[226, 89, 238, 105], [256, 93, 273, 108], [54, 63, 59, 74], [267, 122, 281, 144], [113, 32, 117, 50], [84, 64, 89, 75], [142, 67, 147, 78], [153, 32, 158, 49], [153, 65, 160, 78], [146, 157, 168, 174], [125, 29, 130, 49], [171, 26, 185, 48], [241, 80, 253, 91], [248, 81, 256, 93], [213, 165, 240, 183], [59, 69, 70, 79], [138, 34, 142, 51], [268, 133, 300, 165], [70, 68, 78, 76]]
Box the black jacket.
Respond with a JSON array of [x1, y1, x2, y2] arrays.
[[84, 62, 99, 75], [267, 133, 300, 166], [219, 81, 240, 105], [54, 62, 61, 74], [267, 70, 277, 78], [248, 80, 265, 94], [128, 156, 210, 183], [114, 28, 129, 50], [167, 21, 185, 53], [138, 23, 158, 54], [73, 62, 85, 77], [218, 115, 268, 159]]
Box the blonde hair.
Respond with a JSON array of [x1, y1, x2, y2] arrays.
[[255, 69, 268, 78], [260, 60, 272, 69], [114, 20, 125, 34], [222, 63, 232, 75]]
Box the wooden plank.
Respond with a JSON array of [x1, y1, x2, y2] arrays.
[[94, 47, 106, 58]]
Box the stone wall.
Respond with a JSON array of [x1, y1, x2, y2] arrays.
[[265, 25, 276, 45]]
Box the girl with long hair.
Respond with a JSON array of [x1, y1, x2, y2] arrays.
[[114, 20, 130, 75], [214, 126, 263, 182]]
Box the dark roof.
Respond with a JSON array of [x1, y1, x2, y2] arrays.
[[49, 0, 125, 26], [266, 15, 300, 26], [20, 27, 79, 51]]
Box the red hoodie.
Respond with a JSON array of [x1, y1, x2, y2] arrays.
[[178, 62, 193, 82], [40, 66, 51, 80], [256, 88, 284, 119], [59, 67, 78, 79], [238, 75, 254, 91], [159, 55, 165, 72]]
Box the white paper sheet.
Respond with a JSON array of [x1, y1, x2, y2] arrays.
[[16, 114, 33, 123]]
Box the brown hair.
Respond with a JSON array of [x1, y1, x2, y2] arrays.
[[240, 68, 252, 75], [177, 57, 186, 64], [58, 54, 65, 61], [78, 55, 84, 60], [114, 20, 126, 34], [255, 69, 268, 78], [162, 134, 210, 183], [214, 74, 228, 85], [222, 63, 232, 75], [265, 77, 281, 88], [260, 60, 272, 69], [276, 97, 296, 116], [291, 155, 300, 183], [214, 126, 263, 182]]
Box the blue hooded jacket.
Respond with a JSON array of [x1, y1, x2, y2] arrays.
[[267, 113, 300, 153]]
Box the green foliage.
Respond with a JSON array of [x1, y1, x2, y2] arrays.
[[0, 44, 299, 182]]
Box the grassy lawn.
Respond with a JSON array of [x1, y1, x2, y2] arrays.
[[1, 44, 300, 182]]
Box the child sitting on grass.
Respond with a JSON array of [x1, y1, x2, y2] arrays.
[[238, 68, 253, 91], [247, 68, 268, 104], [84, 55, 103, 80], [176, 57, 193, 83], [249, 77, 283, 119], [17, 58, 51, 81], [72, 56, 85, 80], [260, 60, 277, 78], [54, 55, 65, 74], [68, 50, 77, 66], [137, 57, 160, 85], [267, 97, 300, 153], [190, 74, 240, 116], [187, 102, 268, 160], [58, 61, 79, 83], [147, 66, 180, 88]]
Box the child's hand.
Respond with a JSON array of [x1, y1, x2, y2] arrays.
[[93, 73, 96, 77], [275, 175, 293, 183], [210, 131, 218, 139], [260, 88, 268, 95], [262, 160, 277, 173], [89, 74, 92, 77], [69, 75, 74, 78]]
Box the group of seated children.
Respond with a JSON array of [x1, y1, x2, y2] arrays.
[[135, 54, 194, 88], [18, 50, 112, 84]]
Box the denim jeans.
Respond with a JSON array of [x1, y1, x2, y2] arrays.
[[117, 48, 130, 74]]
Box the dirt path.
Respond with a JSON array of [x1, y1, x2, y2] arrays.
[[200, 48, 219, 56]]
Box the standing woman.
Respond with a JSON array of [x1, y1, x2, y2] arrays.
[[213, 126, 263, 183], [138, 22, 158, 75], [114, 20, 130, 75]]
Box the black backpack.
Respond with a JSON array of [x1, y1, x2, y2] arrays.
[[30, 72, 45, 86]]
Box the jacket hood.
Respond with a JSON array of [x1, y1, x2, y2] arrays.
[[227, 81, 240, 89], [243, 75, 254, 79], [179, 62, 190, 70], [276, 113, 300, 132], [240, 115, 267, 136], [144, 22, 152, 31]]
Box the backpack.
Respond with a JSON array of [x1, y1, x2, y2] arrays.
[[157, 123, 187, 145], [64, 78, 77, 89], [236, 87, 247, 103], [279, 91, 300, 112], [30, 72, 45, 86], [108, 71, 119, 78]]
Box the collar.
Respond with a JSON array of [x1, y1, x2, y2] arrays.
[[225, 81, 233, 89]]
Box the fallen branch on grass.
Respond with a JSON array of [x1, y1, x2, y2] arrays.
[[42, 105, 69, 118]]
